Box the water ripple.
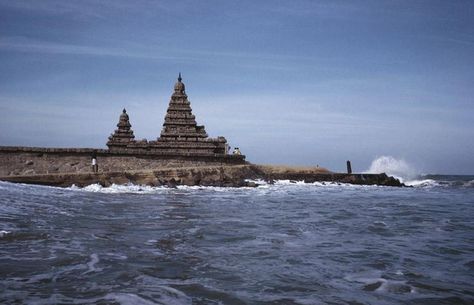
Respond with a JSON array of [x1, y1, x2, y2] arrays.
[[0, 179, 473, 304]]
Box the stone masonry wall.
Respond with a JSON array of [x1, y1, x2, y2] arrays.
[[0, 147, 245, 177]]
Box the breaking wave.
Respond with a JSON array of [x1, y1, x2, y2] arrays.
[[63, 180, 389, 194], [406, 176, 474, 188], [73, 183, 168, 194], [0, 230, 11, 238], [364, 157, 474, 188], [64, 177, 474, 194], [366, 156, 417, 182], [404, 179, 439, 187]]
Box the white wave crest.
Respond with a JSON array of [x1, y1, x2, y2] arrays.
[[84, 253, 102, 274], [404, 179, 439, 188], [463, 180, 474, 188], [0, 230, 11, 238], [366, 156, 416, 182], [71, 183, 168, 194], [103, 293, 160, 305], [104, 286, 191, 305], [345, 271, 415, 294], [68, 179, 386, 194], [248, 179, 381, 189]]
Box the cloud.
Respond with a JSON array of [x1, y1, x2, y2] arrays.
[[0, 36, 328, 72], [0, 0, 173, 20], [0, 0, 105, 19], [0, 37, 186, 61]]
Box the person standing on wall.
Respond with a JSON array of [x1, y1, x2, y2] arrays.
[[233, 147, 241, 155], [91, 152, 98, 173]]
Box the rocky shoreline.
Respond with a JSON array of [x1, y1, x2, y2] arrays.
[[0, 164, 405, 188], [0, 74, 406, 188], [0, 146, 405, 188], [0, 75, 406, 188]]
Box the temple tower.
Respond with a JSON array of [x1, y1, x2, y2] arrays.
[[106, 108, 136, 149], [105, 74, 238, 158], [159, 73, 208, 140], [152, 74, 227, 155]]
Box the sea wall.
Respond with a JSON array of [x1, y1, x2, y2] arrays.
[[0, 165, 260, 187], [0, 164, 403, 188], [257, 168, 402, 186], [0, 146, 404, 187], [0, 146, 245, 176]]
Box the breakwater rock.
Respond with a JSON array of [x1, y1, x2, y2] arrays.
[[0, 164, 404, 188], [0, 146, 404, 187], [255, 165, 404, 187], [0, 146, 245, 177], [0, 165, 257, 188]]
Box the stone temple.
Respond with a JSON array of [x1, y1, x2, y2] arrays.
[[107, 74, 231, 157]]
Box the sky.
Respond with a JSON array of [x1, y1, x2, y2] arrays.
[[0, 0, 473, 174]]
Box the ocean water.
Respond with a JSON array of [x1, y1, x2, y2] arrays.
[[0, 176, 473, 305]]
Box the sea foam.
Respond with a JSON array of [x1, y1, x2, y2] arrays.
[[72, 183, 169, 194], [366, 156, 417, 182], [404, 179, 439, 187], [0, 230, 11, 238], [65, 180, 384, 195]]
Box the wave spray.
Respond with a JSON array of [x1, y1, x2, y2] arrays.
[[366, 156, 417, 182]]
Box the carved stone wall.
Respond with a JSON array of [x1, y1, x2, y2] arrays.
[[0, 146, 245, 177]]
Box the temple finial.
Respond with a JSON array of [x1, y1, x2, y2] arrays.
[[178, 72, 182, 82], [122, 108, 126, 113]]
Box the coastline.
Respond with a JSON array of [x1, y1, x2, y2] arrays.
[[0, 146, 404, 187], [0, 76, 403, 188], [0, 167, 404, 188]]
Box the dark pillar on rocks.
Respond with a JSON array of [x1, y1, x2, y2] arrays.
[[346, 160, 352, 174]]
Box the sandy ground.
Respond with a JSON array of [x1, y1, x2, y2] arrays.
[[255, 164, 331, 174]]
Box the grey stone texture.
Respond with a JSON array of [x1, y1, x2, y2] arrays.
[[0, 147, 244, 177]]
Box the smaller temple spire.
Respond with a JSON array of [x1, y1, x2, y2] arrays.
[[178, 72, 182, 82], [106, 108, 136, 149]]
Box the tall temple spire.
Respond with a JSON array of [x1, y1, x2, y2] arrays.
[[105, 75, 232, 156], [173, 72, 186, 95], [161, 75, 207, 140]]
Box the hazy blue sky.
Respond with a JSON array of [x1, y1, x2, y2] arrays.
[[0, 0, 473, 174]]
